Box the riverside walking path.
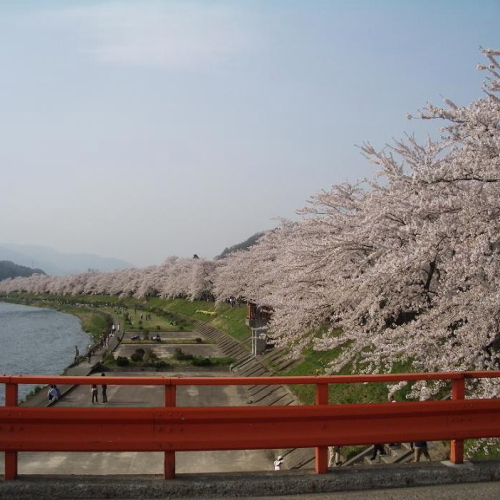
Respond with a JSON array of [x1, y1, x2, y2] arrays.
[[2, 320, 500, 499]]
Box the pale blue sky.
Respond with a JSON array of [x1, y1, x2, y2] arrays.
[[1, 1, 498, 267]]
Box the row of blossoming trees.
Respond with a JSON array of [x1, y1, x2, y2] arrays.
[[2, 49, 500, 404]]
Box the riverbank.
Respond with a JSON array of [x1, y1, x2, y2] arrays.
[[21, 317, 123, 408], [0, 295, 113, 343], [0, 301, 98, 405]]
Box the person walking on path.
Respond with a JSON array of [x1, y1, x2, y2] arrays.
[[370, 444, 386, 461], [91, 384, 98, 404], [274, 455, 284, 470], [101, 373, 108, 403], [329, 446, 343, 467], [388, 394, 397, 447], [48, 384, 58, 403], [413, 441, 431, 462], [74, 346, 80, 364]]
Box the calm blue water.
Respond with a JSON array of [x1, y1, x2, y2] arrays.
[[0, 301, 90, 404]]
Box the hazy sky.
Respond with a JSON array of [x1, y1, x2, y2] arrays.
[[1, 1, 498, 267]]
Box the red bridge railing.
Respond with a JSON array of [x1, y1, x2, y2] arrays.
[[2, 371, 500, 480]]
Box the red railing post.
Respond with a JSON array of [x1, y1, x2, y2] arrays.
[[4, 382, 18, 480], [450, 377, 465, 464], [315, 383, 329, 474], [164, 383, 177, 479]]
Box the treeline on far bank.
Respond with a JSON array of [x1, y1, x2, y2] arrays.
[[0, 260, 45, 282]]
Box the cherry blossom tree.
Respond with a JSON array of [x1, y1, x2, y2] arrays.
[[247, 48, 500, 407]]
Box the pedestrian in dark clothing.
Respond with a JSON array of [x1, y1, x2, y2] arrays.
[[48, 384, 58, 402], [370, 444, 386, 460], [413, 441, 431, 462], [101, 373, 108, 403], [91, 384, 98, 404], [388, 395, 397, 447]]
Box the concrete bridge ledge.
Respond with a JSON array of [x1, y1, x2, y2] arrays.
[[441, 459, 474, 469], [2, 461, 500, 500]]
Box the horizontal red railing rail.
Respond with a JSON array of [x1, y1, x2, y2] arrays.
[[2, 370, 499, 385], [1, 371, 500, 480]]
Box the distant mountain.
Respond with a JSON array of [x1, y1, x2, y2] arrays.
[[215, 232, 266, 260], [0, 260, 46, 282], [0, 244, 134, 276]]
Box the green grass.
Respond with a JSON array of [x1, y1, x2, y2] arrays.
[[68, 309, 112, 342], [209, 304, 251, 342], [281, 330, 414, 406], [160, 298, 217, 320], [140, 298, 251, 341], [122, 308, 189, 332]]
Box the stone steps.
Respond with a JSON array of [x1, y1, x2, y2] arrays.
[[193, 321, 248, 361], [348, 443, 414, 467]]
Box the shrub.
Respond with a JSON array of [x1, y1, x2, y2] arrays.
[[154, 360, 169, 369], [116, 356, 130, 366], [192, 357, 212, 367], [212, 356, 235, 366], [131, 348, 145, 362]]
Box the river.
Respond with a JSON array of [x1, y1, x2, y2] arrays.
[[0, 301, 90, 404]]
